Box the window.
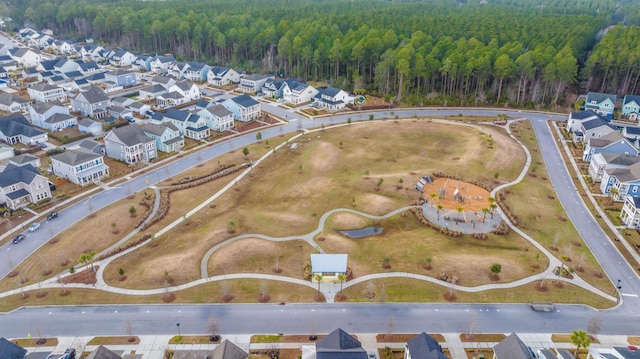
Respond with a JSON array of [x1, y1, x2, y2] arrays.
[[634, 187, 638, 194]]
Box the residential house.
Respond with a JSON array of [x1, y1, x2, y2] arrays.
[[0, 55, 17, 70], [600, 162, 640, 201], [619, 126, 640, 147], [0, 337, 27, 359], [587, 346, 640, 358], [80, 45, 105, 62], [104, 124, 157, 164], [537, 349, 558, 359], [112, 96, 135, 108], [9, 47, 42, 67], [0, 114, 48, 144], [404, 333, 447, 359], [183, 62, 210, 82], [585, 92, 617, 117], [492, 333, 534, 359], [0, 66, 7, 79], [109, 106, 133, 120], [0, 163, 51, 210], [86, 345, 123, 359], [162, 108, 210, 140], [131, 54, 154, 71], [77, 60, 101, 75], [29, 101, 77, 131], [51, 150, 109, 186], [53, 57, 80, 73], [0, 93, 30, 113], [156, 91, 185, 108], [0, 44, 10, 57], [78, 118, 103, 135], [238, 73, 274, 93], [149, 55, 176, 73], [128, 101, 151, 117], [621, 95, 640, 121], [20, 67, 39, 82], [307, 328, 367, 359], [310, 254, 347, 282], [0, 144, 15, 162], [53, 38, 76, 54], [105, 69, 137, 88], [27, 84, 67, 103], [168, 61, 189, 79], [619, 196, 640, 229], [9, 154, 41, 168], [77, 139, 105, 154], [589, 152, 640, 183], [207, 66, 240, 86], [261, 78, 284, 98], [573, 117, 617, 144], [282, 79, 318, 105], [168, 81, 200, 102], [36, 58, 59, 72], [108, 49, 136, 67], [141, 122, 184, 153], [315, 86, 350, 111], [582, 131, 638, 162], [72, 86, 110, 118], [199, 104, 234, 132], [223, 94, 261, 122], [138, 84, 167, 101], [151, 75, 176, 88], [555, 350, 575, 359], [172, 339, 248, 359]]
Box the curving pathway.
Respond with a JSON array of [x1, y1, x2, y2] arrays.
[[0, 116, 617, 305]]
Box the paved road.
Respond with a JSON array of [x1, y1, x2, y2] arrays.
[[2, 108, 640, 337]]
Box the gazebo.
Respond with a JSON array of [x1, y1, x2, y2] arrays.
[[311, 254, 348, 282]]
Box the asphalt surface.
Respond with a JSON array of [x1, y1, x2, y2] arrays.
[[2, 108, 640, 337]]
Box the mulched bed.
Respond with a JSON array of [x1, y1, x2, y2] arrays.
[[60, 266, 99, 285]]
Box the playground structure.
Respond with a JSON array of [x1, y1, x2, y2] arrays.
[[420, 177, 494, 225]]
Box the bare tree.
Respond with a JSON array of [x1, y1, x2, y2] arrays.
[[587, 314, 603, 339], [466, 314, 478, 340], [207, 314, 220, 341], [125, 320, 135, 342]]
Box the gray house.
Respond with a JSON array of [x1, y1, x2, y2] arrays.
[[314, 328, 367, 359], [0, 114, 48, 145], [29, 101, 77, 131], [0, 163, 51, 210], [51, 150, 109, 186], [104, 124, 157, 164], [71, 85, 111, 118], [105, 69, 137, 88], [492, 333, 534, 359]]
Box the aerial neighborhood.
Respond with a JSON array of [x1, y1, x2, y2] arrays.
[[0, 27, 355, 212]]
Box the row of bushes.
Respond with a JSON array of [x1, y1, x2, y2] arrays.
[[47, 131, 91, 145], [408, 205, 464, 237], [170, 164, 235, 185], [97, 234, 152, 261], [432, 171, 461, 180], [134, 192, 156, 229], [491, 221, 511, 235]]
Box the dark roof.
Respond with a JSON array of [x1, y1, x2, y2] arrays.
[[31, 100, 64, 114], [39, 58, 59, 71], [165, 108, 190, 122], [142, 123, 179, 136], [623, 95, 640, 106], [207, 340, 248, 359], [140, 84, 167, 94], [612, 347, 640, 359], [538, 349, 558, 359], [46, 113, 75, 124], [195, 99, 211, 109], [161, 91, 183, 100], [78, 86, 109, 104], [86, 345, 122, 359], [586, 92, 616, 104], [207, 104, 233, 118], [582, 118, 616, 131], [187, 114, 202, 123], [109, 124, 152, 147], [231, 94, 259, 108], [0, 93, 29, 106], [10, 154, 38, 165], [284, 78, 309, 92], [7, 188, 30, 199], [589, 131, 625, 147], [211, 66, 230, 76], [85, 72, 105, 81], [174, 81, 195, 91], [316, 328, 367, 359], [187, 62, 207, 71], [78, 139, 103, 151], [52, 150, 102, 166], [556, 349, 576, 359], [64, 70, 84, 78], [320, 86, 343, 98], [0, 337, 28, 359], [79, 118, 100, 127], [492, 333, 533, 359], [406, 333, 448, 359], [152, 75, 174, 84], [0, 114, 46, 138], [0, 163, 40, 187], [31, 83, 60, 92], [600, 152, 640, 166], [107, 69, 133, 76]]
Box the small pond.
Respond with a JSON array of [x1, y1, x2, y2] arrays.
[[339, 226, 384, 239]]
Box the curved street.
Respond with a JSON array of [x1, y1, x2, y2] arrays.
[[0, 108, 639, 337]]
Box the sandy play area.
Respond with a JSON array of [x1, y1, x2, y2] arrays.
[[420, 177, 491, 213]]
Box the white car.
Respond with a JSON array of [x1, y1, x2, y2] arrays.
[[28, 222, 40, 232]]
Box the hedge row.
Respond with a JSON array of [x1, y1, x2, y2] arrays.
[[170, 164, 235, 185], [134, 192, 155, 229], [97, 234, 152, 261]]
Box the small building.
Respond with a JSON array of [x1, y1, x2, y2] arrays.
[[310, 254, 347, 282], [0, 144, 15, 162], [51, 150, 109, 186], [77, 139, 105, 154], [492, 333, 534, 359], [315, 86, 349, 111], [311, 328, 367, 359], [78, 118, 103, 135], [10, 153, 41, 168], [0, 337, 28, 359]]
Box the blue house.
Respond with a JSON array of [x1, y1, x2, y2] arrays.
[[222, 94, 261, 122], [183, 62, 210, 82], [582, 131, 638, 162], [105, 69, 137, 88], [585, 92, 617, 117], [622, 95, 640, 120], [600, 162, 640, 201]]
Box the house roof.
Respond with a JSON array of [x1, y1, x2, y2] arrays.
[[78, 139, 103, 151], [555, 349, 576, 359], [624, 126, 640, 136], [0, 337, 28, 359], [52, 149, 102, 166], [31, 100, 64, 114], [140, 84, 167, 94], [46, 113, 75, 124], [187, 62, 207, 71], [243, 73, 272, 81], [153, 55, 175, 63], [39, 58, 59, 71], [611, 347, 640, 359], [78, 61, 100, 72], [86, 345, 122, 359], [141, 122, 179, 136], [600, 152, 640, 166], [589, 131, 625, 147], [211, 66, 230, 76], [79, 118, 100, 127], [284, 78, 309, 92], [85, 72, 105, 81], [107, 69, 133, 76], [174, 81, 195, 91], [582, 118, 616, 131], [0, 114, 46, 138], [0, 93, 29, 106], [538, 349, 558, 359], [152, 75, 174, 84], [30, 83, 60, 92], [406, 333, 448, 359], [608, 162, 640, 182], [492, 333, 533, 359], [165, 108, 190, 122], [230, 94, 259, 108], [109, 124, 152, 147], [195, 99, 211, 109], [77, 86, 109, 104], [311, 254, 348, 273], [320, 86, 343, 98], [0, 163, 40, 187], [316, 329, 366, 359], [173, 350, 209, 359], [623, 95, 640, 106], [65, 70, 83, 78], [207, 339, 248, 359], [10, 154, 38, 165], [161, 91, 184, 100], [586, 92, 616, 104], [206, 104, 233, 118]]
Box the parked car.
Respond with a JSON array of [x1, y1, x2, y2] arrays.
[[125, 116, 135, 123], [368, 353, 376, 359], [47, 211, 58, 220], [104, 118, 115, 125], [28, 222, 40, 232], [146, 110, 156, 116], [37, 142, 47, 149], [12, 234, 25, 244]]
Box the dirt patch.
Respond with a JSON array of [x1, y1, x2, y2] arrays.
[[331, 213, 368, 230], [60, 266, 98, 285], [422, 178, 492, 213]]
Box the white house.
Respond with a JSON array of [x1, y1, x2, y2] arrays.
[[149, 55, 176, 73], [222, 94, 261, 122], [237, 73, 274, 93], [27, 84, 67, 103], [29, 101, 77, 131], [108, 49, 136, 67], [315, 86, 350, 111], [198, 104, 234, 132], [0, 93, 30, 113], [281, 79, 318, 105], [0, 163, 51, 210], [0, 114, 48, 145], [51, 150, 110, 186], [104, 125, 157, 164], [162, 108, 210, 140], [9, 47, 42, 67], [589, 152, 640, 183], [310, 254, 347, 282], [167, 81, 200, 102], [207, 66, 240, 86]]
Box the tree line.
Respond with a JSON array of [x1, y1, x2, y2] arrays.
[[7, 0, 640, 107]]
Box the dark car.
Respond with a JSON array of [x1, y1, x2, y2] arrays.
[[12, 234, 25, 244], [47, 211, 59, 220]]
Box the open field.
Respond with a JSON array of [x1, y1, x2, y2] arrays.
[[0, 191, 151, 292], [104, 120, 530, 290], [501, 121, 614, 293]]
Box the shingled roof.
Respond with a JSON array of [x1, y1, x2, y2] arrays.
[[0, 114, 46, 138], [52, 150, 102, 166], [207, 340, 248, 359], [316, 329, 367, 359], [0, 337, 27, 359], [108, 124, 151, 147], [492, 333, 534, 359], [406, 333, 448, 359], [86, 345, 122, 359]]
